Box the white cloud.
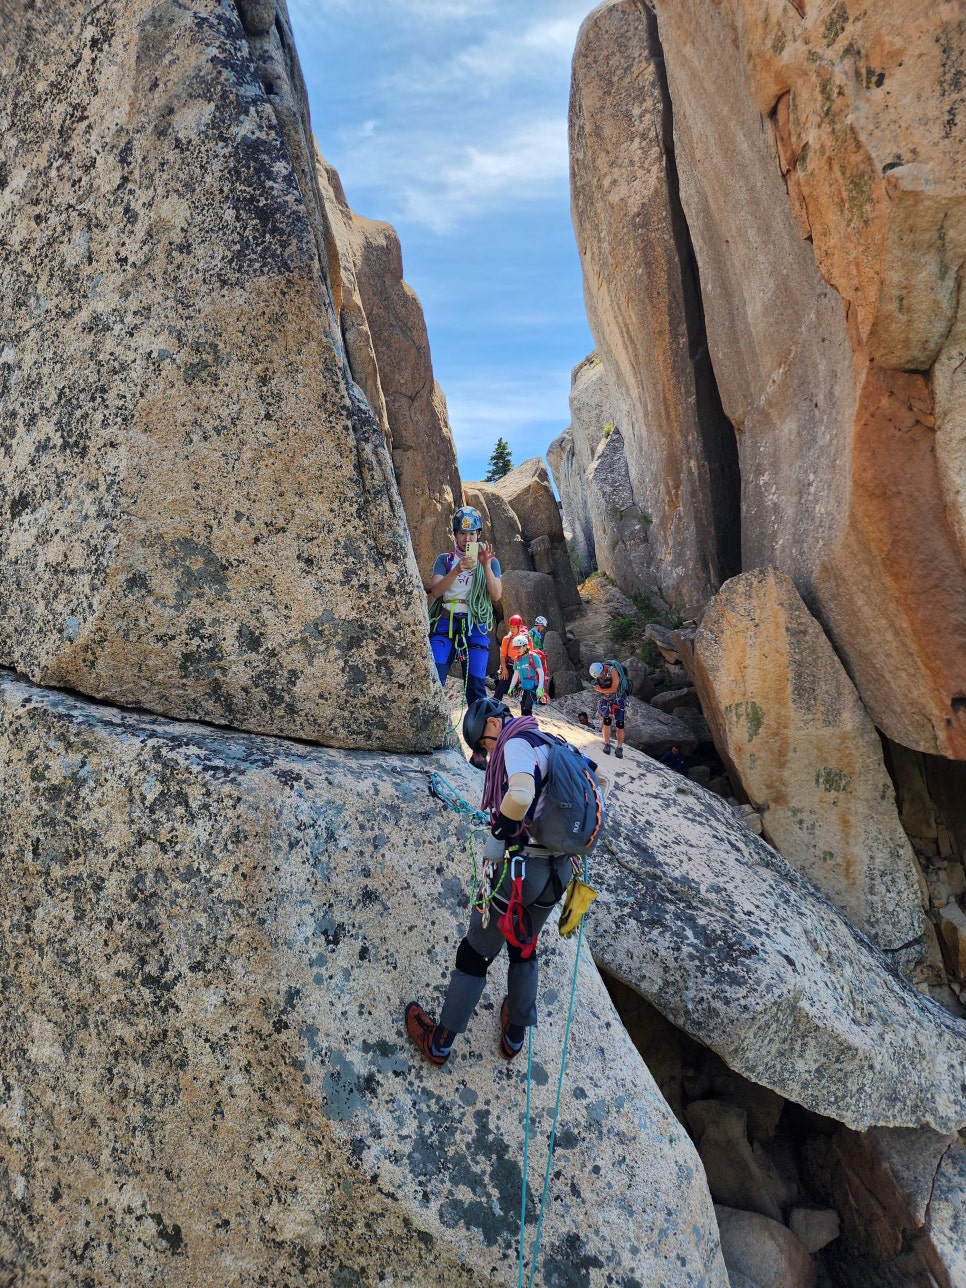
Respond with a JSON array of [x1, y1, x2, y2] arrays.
[[296, 0, 496, 21], [445, 368, 572, 450], [398, 115, 568, 232], [380, 8, 585, 98]]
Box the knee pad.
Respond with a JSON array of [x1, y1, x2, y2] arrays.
[[507, 940, 538, 965], [602, 715, 612, 728], [456, 938, 493, 978], [615, 717, 625, 730]]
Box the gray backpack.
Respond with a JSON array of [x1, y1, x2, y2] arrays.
[[521, 730, 606, 856]]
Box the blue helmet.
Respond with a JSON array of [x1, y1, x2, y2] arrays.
[[452, 506, 483, 534]]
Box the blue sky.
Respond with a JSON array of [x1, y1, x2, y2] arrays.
[[286, 0, 595, 483]]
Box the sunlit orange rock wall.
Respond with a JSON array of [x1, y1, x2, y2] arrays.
[[648, 0, 966, 757]]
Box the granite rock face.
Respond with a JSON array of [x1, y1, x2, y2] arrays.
[[462, 482, 532, 575], [692, 567, 930, 958], [548, 355, 657, 599], [567, 729, 966, 1133], [0, 0, 447, 751], [490, 459, 582, 617], [804, 1126, 966, 1288], [346, 212, 462, 583], [0, 672, 727, 1286], [570, 0, 740, 619], [650, 0, 966, 757]]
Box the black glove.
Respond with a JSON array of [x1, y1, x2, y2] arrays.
[[490, 811, 523, 843]]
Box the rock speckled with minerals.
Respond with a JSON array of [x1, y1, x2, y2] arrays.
[[0, 1, 447, 751], [0, 672, 727, 1286]]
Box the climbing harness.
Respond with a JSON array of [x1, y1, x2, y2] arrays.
[[496, 853, 536, 957], [516, 855, 590, 1288]]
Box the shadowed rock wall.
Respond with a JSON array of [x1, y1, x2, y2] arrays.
[[0, 0, 447, 751]]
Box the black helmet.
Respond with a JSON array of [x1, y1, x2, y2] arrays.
[[462, 697, 510, 751]]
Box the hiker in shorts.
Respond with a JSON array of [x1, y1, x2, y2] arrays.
[[494, 614, 527, 701], [507, 634, 545, 716], [405, 697, 576, 1065], [428, 507, 502, 706], [590, 660, 626, 759]]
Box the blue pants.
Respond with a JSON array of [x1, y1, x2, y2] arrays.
[[430, 617, 489, 706]]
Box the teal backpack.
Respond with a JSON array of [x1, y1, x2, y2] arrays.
[[516, 652, 541, 690]]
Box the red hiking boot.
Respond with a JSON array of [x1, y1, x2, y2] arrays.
[[405, 1002, 450, 1066]]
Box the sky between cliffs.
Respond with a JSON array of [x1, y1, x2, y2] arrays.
[[287, 0, 595, 485]]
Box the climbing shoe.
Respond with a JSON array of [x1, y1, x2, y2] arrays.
[[405, 1002, 451, 1066], [615, 746, 624, 759], [602, 742, 611, 755], [499, 996, 525, 1060]]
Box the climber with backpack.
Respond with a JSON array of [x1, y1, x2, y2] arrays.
[[528, 615, 551, 702], [494, 613, 527, 701], [590, 659, 630, 758], [507, 633, 545, 716], [406, 697, 605, 1066], [428, 506, 502, 706]]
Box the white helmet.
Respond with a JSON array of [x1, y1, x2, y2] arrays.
[[534, 615, 548, 629], [513, 634, 529, 649], [589, 662, 604, 679]]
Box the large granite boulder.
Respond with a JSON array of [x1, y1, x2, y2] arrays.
[[463, 482, 532, 574], [804, 1126, 966, 1288], [548, 354, 657, 600], [553, 689, 699, 758], [0, 672, 727, 1286], [0, 0, 447, 752], [489, 459, 582, 616], [346, 212, 462, 583], [691, 567, 930, 959], [564, 731, 966, 1133], [650, 0, 966, 757], [313, 150, 391, 444], [570, 0, 741, 618], [714, 1207, 815, 1288]]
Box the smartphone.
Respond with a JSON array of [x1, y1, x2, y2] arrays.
[[465, 541, 480, 564]]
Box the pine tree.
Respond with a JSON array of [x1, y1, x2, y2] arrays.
[[484, 437, 513, 482]]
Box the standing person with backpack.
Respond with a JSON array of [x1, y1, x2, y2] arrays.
[[590, 659, 630, 758], [494, 613, 527, 701], [428, 507, 502, 706], [507, 633, 545, 715], [406, 697, 604, 1065], [528, 615, 551, 702]]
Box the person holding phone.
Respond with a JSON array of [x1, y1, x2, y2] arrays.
[[428, 506, 502, 706]]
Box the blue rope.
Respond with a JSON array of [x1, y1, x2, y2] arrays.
[[518, 1027, 533, 1288], [517, 858, 587, 1286], [427, 771, 487, 826]]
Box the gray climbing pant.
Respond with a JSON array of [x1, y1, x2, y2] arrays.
[[439, 853, 573, 1033]]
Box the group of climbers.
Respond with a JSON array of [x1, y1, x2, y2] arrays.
[[499, 613, 549, 716], [414, 507, 603, 1065], [429, 505, 552, 716]]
